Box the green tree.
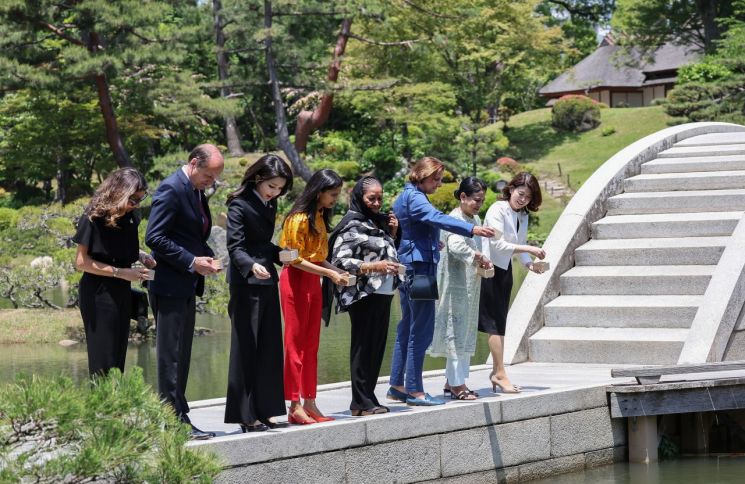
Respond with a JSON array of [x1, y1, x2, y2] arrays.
[[0, 90, 106, 202], [0, 368, 220, 482], [664, 0, 745, 124], [612, 0, 736, 53], [0, 0, 233, 172]]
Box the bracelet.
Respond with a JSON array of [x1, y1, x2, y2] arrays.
[[112, 267, 120, 278]]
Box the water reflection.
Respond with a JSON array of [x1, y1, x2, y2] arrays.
[[531, 456, 745, 483], [0, 293, 494, 401]]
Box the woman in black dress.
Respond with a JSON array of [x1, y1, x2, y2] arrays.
[[224, 154, 294, 432], [74, 167, 155, 376]]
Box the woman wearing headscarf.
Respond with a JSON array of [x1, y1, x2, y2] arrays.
[[328, 176, 402, 416]]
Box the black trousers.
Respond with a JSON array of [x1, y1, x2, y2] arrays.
[[150, 293, 196, 421], [224, 284, 285, 423], [78, 273, 131, 376], [348, 293, 393, 410]]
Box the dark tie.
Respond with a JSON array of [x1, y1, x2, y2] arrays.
[[195, 190, 209, 235]]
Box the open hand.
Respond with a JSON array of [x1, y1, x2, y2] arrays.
[[252, 263, 271, 279]]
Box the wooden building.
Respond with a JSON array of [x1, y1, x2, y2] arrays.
[[539, 37, 701, 107]]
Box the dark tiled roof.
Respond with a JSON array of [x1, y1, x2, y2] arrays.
[[539, 43, 700, 95]]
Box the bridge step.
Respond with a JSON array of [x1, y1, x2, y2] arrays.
[[544, 295, 701, 328], [658, 144, 745, 158], [529, 327, 687, 364], [641, 155, 745, 174], [625, 170, 745, 192], [592, 212, 741, 239], [560, 265, 714, 295], [674, 132, 745, 147], [607, 189, 745, 215], [574, 236, 727, 266]]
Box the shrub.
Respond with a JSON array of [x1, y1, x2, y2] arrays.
[[0, 368, 221, 482], [551, 95, 601, 132], [0, 207, 19, 230], [601, 126, 616, 136], [428, 182, 459, 213], [678, 61, 732, 84], [361, 145, 400, 181], [308, 159, 361, 181], [496, 157, 521, 174]]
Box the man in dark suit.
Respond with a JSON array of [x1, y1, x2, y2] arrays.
[[146, 144, 224, 440]]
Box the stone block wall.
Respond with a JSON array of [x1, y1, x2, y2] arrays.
[[206, 386, 627, 483]]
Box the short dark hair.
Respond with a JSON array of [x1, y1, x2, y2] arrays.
[[453, 176, 487, 200], [227, 154, 294, 203], [189, 144, 219, 168], [501, 172, 542, 212]]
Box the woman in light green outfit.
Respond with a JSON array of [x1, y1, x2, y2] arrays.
[[428, 177, 493, 400]]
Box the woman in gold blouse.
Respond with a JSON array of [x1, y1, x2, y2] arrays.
[[279, 169, 349, 425]]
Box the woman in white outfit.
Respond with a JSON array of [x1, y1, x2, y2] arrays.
[[480, 172, 546, 393], [429, 177, 493, 400]]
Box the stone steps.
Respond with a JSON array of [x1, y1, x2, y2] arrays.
[[607, 189, 745, 215], [559, 265, 714, 295], [529, 327, 688, 364], [674, 132, 745, 147], [574, 236, 727, 266], [642, 155, 745, 174], [658, 144, 745, 158], [592, 212, 741, 239], [625, 170, 745, 192], [544, 295, 701, 328], [529, 129, 745, 366]]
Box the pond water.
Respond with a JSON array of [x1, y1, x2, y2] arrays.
[[0, 293, 493, 402], [532, 456, 745, 483]]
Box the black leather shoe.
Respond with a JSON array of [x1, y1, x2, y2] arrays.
[[189, 424, 216, 440], [259, 418, 289, 429], [240, 422, 269, 433]]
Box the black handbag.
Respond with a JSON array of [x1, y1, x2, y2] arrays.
[[409, 270, 439, 300], [405, 191, 439, 301]]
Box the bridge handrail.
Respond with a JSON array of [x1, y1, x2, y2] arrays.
[[611, 360, 745, 384]]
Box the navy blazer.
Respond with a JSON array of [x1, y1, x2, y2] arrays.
[[226, 191, 281, 285], [393, 183, 474, 266], [145, 168, 214, 298]]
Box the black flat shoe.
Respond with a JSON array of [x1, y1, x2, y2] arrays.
[[189, 424, 216, 440], [259, 418, 289, 429], [240, 422, 269, 433]]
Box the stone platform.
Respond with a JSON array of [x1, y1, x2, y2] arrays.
[[188, 363, 632, 483]]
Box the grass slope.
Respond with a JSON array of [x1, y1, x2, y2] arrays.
[[503, 106, 671, 189]]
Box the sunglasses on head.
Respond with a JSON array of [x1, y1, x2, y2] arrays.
[[128, 192, 149, 205]]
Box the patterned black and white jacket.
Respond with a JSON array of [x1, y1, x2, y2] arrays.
[[330, 215, 403, 312]]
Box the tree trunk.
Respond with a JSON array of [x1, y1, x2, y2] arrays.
[[55, 156, 69, 204], [695, 0, 721, 52], [264, 0, 312, 181], [294, 18, 352, 153], [89, 32, 131, 168], [213, 0, 245, 156]]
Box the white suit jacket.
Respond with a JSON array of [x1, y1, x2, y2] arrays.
[[483, 200, 531, 270]]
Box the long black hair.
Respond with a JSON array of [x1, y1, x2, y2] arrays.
[[284, 169, 343, 235], [227, 154, 293, 204], [453, 176, 487, 200]]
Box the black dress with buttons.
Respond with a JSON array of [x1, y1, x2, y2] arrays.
[[73, 212, 140, 376]]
